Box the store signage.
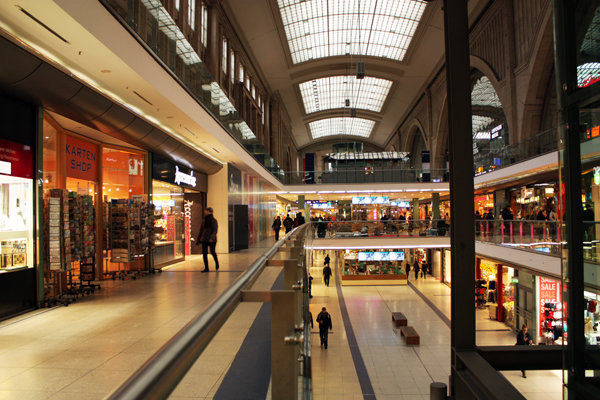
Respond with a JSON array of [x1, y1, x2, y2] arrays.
[[474, 131, 491, 140], [473, 143, 479, 155], [352, 196, 389, 205], [390, 201, 410, 207], [490, 124, 503, 139], [0, 138, 33, 179], [594, 167, 600, 186], [152, 155, 203, 191], [66, 136, 97, 181], [474, 195, 489, 202], [174, 166, 197, 187], [358, 251, 405, 261], [538, 277, 561, 334]]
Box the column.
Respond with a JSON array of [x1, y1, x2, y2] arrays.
[[412, 198, 420, 220], [432, 192, 440, 220]]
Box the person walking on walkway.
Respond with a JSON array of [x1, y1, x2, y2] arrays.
[[421, 260, 428, 279], [283, 213, 293, 233], [272, 216, 281, 240], [323, 264, 332, 287], [414, 261, 421, 280], [196, 207, 219, 272], [324, 254, 330, 266], [316, 307, 333, 349], [516, 324, 533, 378]]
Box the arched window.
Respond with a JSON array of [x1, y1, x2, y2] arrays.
[[471, 70, 508, 173]]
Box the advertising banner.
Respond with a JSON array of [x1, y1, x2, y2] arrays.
[[0, 138, 33, 179]]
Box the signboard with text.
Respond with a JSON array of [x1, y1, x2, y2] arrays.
[[0, 138, 33, 179], [66, 136, 98, 181], [538, 277, 561, 335]]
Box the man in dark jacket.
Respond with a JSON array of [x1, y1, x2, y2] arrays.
[[272, 216, 281, 240], [316, 307, 333, 349], [323, 264, 332, 287], [196, 207, 219, 272], [283, 214, 293, 233]]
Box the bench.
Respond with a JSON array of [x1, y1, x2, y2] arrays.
[[392, 312, 407, 327], [400, 326, 420, 345]]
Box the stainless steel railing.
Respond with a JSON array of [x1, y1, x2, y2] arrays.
[[106, 226, 304, 400]]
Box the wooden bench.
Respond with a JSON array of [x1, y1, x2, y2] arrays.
[[400, 326, 420, 345], [392, 312, 407, 327]]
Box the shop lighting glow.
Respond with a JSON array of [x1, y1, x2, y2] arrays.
[[312, 244, 451, 250]]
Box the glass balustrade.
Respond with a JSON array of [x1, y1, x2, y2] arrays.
[[474, 220, 562, 255], [283, 168, 448, 185]]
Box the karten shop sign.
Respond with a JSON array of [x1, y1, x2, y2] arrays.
[[66, 136, 98, 181]]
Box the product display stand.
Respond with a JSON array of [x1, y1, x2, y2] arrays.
[[79, 194, 100, 292], [110, 199, 135, 280], [44, 189, 73, 307], [541, 302, 562, 345]]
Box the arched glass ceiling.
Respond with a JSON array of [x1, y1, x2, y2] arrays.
[[299, 76, 393, 114], [471, 76, 502, 108], [277, 0, 428, 64], [309, 117, 375, 139]]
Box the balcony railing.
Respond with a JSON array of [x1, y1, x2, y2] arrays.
[[311, 219, 450, 238], [474, 128, 558, 176], [102, 0, 285, 182], [283, 168, 448, 185]]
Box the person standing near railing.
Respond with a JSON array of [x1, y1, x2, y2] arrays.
[[536, 209, 547, 240], [501, 206, 513, 238]]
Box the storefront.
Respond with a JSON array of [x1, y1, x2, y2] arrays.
[[340, 248, 407, 285], [42, 112, 150, 282], [584, 288, 600, 346], [351, 196, 390, 220], [151, 155, 207, 267], [0, 94, 37, 320], [474, 193, 494, 217], [476, 258, 516, 329], [537, 275, 563, 345]]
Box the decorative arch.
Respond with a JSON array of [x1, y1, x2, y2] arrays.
[[403, 118, 428, 152], [432, 95, 449, 170]]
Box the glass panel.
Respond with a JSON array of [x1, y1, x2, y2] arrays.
[[42, 117, 59, 190], [299, 75, 392, 114], [0, 175, 33, 273], [277, 0, 428, 64], [152, 181, 185, 263], [309, 117, 375, 139]]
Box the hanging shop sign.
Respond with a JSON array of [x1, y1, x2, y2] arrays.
[[152, 154, 205, 191], [358, 251, 405, 261], [490, 124, 503, 139], [66, 136, 98, 181], [0, 138, 33, 179]]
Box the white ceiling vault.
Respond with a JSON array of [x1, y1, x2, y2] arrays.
[[224, 0, 488, 150]]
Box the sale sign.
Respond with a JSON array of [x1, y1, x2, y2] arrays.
[[66, 136, 97, 181], [539, 277, 561, 334]]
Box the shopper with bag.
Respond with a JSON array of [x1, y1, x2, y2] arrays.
[[316, 307, 333, 349], [516, 324, 533, 378]]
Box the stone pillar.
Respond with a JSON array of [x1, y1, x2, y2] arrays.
[[270, 98, 281, 165], [432, 193, 440, 220], [413, 198, 420, 220]]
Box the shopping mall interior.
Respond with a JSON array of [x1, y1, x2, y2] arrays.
[[0, 0, 598, 399]]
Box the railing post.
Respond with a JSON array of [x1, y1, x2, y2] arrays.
[[272, 291, 299, 400]]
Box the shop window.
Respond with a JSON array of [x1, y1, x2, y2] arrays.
[[42, 117, 59, 190], [152, 181, 185, 262], [102, 147, 145, 200]]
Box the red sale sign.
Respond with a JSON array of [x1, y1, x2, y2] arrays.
[[0, 138, 33, 179], [539, 277, 561, 334]]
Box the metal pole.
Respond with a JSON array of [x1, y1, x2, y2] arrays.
[[443, 0, 475, 395], [430, 382, 447, 400]]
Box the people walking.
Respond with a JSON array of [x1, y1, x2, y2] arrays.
[[283, 213, 293, 233], [323, 264, 332, 287], [324, 254, 330, 266], [272, 216, 281, 240], [308, 274, 313, 298], [316, 307, 333, 349], [421, 260, 428, 279], [414, 261, 421, 280], [196, 207, 219, 272], [516, 324, 533, 378]]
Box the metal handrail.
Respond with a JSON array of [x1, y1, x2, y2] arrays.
[[106, 225, 307, 400]]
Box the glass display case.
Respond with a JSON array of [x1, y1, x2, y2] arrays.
[[0, 175, 33, 273]]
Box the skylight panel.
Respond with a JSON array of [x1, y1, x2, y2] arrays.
[[299, 76, 392, 114], [472, 116, 494, 136], [309, 117, 375, 139], [277, 0, 428, 64]]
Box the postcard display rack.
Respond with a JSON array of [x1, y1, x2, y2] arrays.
[[44, 190, 73, 306], [109, 198, 155, 279]]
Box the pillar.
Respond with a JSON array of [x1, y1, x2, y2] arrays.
[[432, 192, 440, 220], [413, 198, 420, 220]]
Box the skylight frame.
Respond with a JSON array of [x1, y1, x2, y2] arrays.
[[309, 117, 375, 139], [277, 0, 428, 64], [299, 75, 393, 114], [471, 76, 502, 109]]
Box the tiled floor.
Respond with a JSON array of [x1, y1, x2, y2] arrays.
[[0, 240, 277, 400], [0, 241, 563, 400]]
